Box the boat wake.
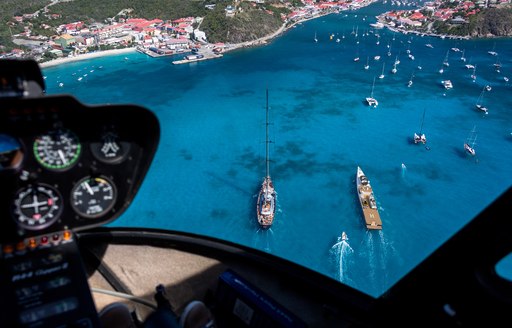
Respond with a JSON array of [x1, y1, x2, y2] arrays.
[[362, 230, 404, 293], [365, 231, 377, 288], [330, 233, 354, 283], [254, 227, 274, 253]]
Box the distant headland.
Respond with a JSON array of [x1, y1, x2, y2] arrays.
[[2, 0, 511, 68]]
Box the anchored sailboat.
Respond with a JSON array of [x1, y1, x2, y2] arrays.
[[414, 108, 427, 144], [257, 89, 277, 229], [475, 87, 489, 115], [407, 70, 414, 87], [464, 126, 477, 156], [366, 76, 378, 107], [379, 62, 385, 79]]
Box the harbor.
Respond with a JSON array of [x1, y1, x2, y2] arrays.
[[172, 51, 223, 65]]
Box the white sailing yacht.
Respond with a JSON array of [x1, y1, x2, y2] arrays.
[[366, 76, 379, 108], [464, 126, 477, 156], [407, 70, 414, 87], [443, 50, 450, 67], [475, 87, 489, 115], [379, 62, 385, 79], [391, 56, 398, 74], [414, 108, 427, 144], [488, 42, 498, 56], [257, 89, 276, 229], [470, 65, 477, 81]]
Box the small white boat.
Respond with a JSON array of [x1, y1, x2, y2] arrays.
[[442, 80, 453, 89], [341, 231, 348, 241]]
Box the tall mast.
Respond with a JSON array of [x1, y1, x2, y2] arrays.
[[265, 88, 270, 179], [419, 108, 425, 134], [371, 76, 375, 97]]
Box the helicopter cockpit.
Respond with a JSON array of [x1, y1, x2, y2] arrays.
[[0, 59, 159, 327], [1, 59, 511, 328]]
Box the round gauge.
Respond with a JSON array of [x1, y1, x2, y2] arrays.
[[33, 128, 81, 171], [90, 131, 131, 164], [70, 176, 117, 219], [13, 184, 63, 230]]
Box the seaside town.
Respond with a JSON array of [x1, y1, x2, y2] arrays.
[[0, 0, 510, 66]]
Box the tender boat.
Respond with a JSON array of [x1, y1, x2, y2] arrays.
[[356, 166, 382, 230], [442, 80, 453, 89], [342, 231, 348, 242]]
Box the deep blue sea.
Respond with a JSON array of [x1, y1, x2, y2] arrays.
[[42, 2, 512, 297]]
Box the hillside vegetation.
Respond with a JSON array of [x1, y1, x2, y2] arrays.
[[1, 0, 511, 52], [432, 5, 512, 37], [0, 0, 286, 49]]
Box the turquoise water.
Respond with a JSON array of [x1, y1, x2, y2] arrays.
[[43, 3, 512, 297]]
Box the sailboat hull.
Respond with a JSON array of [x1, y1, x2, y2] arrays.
[[257, 177, 276, 229]]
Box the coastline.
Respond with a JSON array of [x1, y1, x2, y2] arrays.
[[39, 47, 137, 68], [38, 11, 333, 68]]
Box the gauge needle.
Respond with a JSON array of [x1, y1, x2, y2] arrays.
[[58, 150, 67, 164], [84, 182, 94, 195]]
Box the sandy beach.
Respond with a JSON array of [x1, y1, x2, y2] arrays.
[[39, 47, 137, 68]]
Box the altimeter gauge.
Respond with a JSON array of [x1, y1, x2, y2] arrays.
[[70, 176, 117, 219], [33, 128, 81, 171], [13, 184, 63, 230]]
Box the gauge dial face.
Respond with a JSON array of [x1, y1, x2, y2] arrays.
[[33, 128, 81, 171], [13, 184, 62, 230], [90, 131, 131, 164], [71, 176, 117, 219]]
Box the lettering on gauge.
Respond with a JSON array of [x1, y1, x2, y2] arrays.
[[71, 176, 117, 219], [33, 128, 81, 171]]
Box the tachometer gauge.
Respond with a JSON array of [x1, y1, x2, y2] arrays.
[[33, 128, 81, 171], [70, 176, 117, 219], [13, 184, 63, 230]]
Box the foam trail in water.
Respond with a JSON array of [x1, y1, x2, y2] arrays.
[[365, 231, 377, 288], [401, 163, 407, 179], [253, 228, 273, 253], [330, 234, 353, 282]]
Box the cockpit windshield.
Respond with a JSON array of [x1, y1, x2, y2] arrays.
[[3, 0, 512, 300]]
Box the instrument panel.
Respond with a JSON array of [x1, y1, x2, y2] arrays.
[[0, 94, 160, 243]]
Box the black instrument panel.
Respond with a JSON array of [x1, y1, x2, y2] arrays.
[[0, 95, 160, 242]]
